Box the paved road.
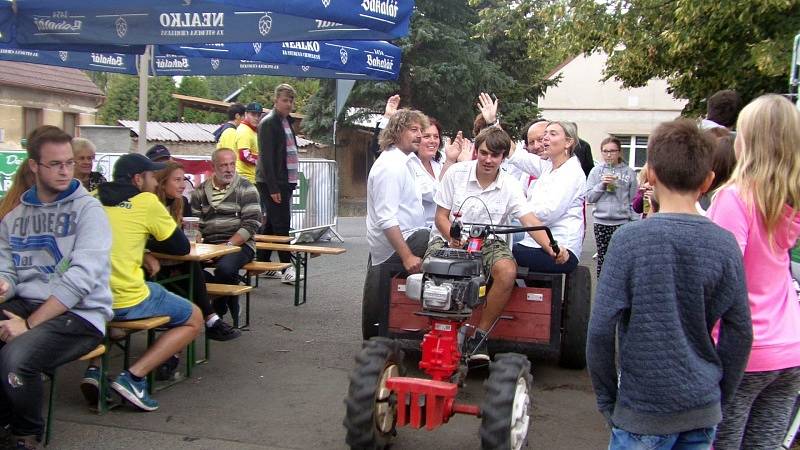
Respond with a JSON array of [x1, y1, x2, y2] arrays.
[[50, 216, 608, 449]]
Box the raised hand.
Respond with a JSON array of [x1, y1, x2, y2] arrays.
[[477, 92, 499, 125], [383, 94, 401, 119], [445, 131, 464, 163]]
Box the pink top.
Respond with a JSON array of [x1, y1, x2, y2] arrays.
[[708, 185, 800, 372]]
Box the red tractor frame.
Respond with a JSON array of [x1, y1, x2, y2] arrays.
[[345, 224, 592, 449]]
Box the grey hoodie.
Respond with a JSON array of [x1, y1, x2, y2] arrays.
[[0, 180, 113, 334], [585, 162, 638, 225]]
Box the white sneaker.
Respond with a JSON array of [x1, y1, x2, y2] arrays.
[[592, 252, 598, 259], [281, 266, 304, 284], [259, 270, 283, 279]]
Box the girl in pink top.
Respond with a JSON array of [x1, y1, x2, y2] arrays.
[[708, 94, 800, 449]]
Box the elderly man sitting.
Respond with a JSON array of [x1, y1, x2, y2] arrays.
[[190, 148, 261, 323]]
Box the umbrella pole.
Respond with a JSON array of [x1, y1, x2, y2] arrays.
[[137, 45, 151, 154]]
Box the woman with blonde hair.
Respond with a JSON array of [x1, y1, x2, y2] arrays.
[[155, 160, 189, 223], [507, 120, 587, 273], [71, 137, 106, 192], [0, 162, 34, 220], [708, 94, 800, 449]]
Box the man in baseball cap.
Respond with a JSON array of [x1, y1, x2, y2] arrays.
[[145, 144, 172, 162], [86, 153, 202, 412], [235, 102, 264, 184]]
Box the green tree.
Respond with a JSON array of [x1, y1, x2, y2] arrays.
[[303, 0, 554, 142], [207, 75, 248, 101], [237, 76, 319, 113], [176, 76, 226, 123], [98, 75, 179, 124], [480, 0, 800, 115]]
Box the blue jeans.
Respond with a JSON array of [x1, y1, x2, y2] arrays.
[[0, 298, 102, 438], [609, 426, 716, 450], [113, 282, 194, 327]]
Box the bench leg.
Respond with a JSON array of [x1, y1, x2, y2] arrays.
[[98, 348, 109, 414], [293, 253, 308, 306], [146, 329, 155, 395]]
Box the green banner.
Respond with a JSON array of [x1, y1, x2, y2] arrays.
[[0, 151, 27, 198]]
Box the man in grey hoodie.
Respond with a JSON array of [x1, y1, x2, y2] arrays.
[[0, 126, 113, 450]]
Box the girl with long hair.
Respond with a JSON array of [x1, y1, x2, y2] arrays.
[[708, 94, 800, 449], [152, 161, 241, 343], [585, 136, 638, 276], [0, 162, 34, 221]]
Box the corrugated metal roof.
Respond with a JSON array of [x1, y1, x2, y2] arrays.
[[0, 61, 104, 97], [118, 120, 321, 147]]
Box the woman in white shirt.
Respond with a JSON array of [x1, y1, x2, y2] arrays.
[[507, 121, 587, 273], [413, 118, 445, 227]]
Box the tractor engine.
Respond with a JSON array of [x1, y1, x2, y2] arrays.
[[406, 248, 486, 313]]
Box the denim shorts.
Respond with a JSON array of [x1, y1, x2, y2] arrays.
[[609, 426, 716, 450], [113, 282, 194, 327]]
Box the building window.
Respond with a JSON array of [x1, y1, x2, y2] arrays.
[[614, 135, 649, 169], [23, 108, 42, 140], [63, 112, 78, 136]]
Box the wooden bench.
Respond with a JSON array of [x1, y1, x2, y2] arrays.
[[206, 283, 254, 329], [106, 316, 192, 393], [254, 242, 347, 306], [45, 344, 107, 445], [238, 262, 292, 329], [254, 234, 294, 243]]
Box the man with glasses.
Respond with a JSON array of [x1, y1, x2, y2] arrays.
[[0, 126, 113, 449]]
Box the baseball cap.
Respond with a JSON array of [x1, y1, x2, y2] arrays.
[[145, 144, 171, 162], [245, 102, 263, 113], [113, 153, 167, 181]]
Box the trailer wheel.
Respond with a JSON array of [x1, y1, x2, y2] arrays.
[[479, 353, 533, 450], [344, 337, 404, 449], [559, 265, 591, 369]]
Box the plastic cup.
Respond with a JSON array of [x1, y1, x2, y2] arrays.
[[182, 217, 200, 243]]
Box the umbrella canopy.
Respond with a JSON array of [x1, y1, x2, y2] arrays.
[[12, 0, 413, 44]]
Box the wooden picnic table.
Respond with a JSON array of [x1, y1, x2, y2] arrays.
[[149, 242, 241, 367], [255, 242, 346, 306], [254, 234, 294, 243]]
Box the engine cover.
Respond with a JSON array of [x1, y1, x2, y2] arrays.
[[422, 248, 482, 277]]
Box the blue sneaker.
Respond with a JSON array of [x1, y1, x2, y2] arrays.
[[80, 366, 101, 407], [111, 371, 158, 411]]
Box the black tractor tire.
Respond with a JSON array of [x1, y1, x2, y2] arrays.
[[480, 353, 533, 450], [558, 265, 592, 369], [344, 337, 405, 450]]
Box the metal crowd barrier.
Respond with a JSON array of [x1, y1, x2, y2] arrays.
[[96, 153, 341, 242]]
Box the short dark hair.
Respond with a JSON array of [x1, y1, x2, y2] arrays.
[[707, 90, 742, 128], [27, 125, 72, 161], [227, 103, 246, 120], [474, 127, 512, 158], [704, 128, 736, 193], [647, 119, 714, 193]]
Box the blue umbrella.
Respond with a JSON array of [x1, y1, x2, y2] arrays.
[[12, 0, 413, 45], [159, 40, 400, 79]]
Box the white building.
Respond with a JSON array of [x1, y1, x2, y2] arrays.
[[538, 52, 687, 168]]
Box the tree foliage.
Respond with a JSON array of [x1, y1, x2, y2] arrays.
[[476, 0, 800, 115], [98, 75, 179, 124], [176, 76, 225, 123], [303, 0, 556, 142]]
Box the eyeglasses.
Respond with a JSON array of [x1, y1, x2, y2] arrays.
[[37, 160, 76, 170], [601, 149, 620, 154], [75, 156, 96, 162]]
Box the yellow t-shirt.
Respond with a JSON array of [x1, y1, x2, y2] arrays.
[[235, 123, 259, 183], [217, 126, 238, 151], [104, 192, 177, 309]]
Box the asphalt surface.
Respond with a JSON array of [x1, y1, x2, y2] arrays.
[[48, 216, 608, 450]]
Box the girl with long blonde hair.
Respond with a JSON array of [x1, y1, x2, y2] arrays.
[[708, 94, 800, 449]]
